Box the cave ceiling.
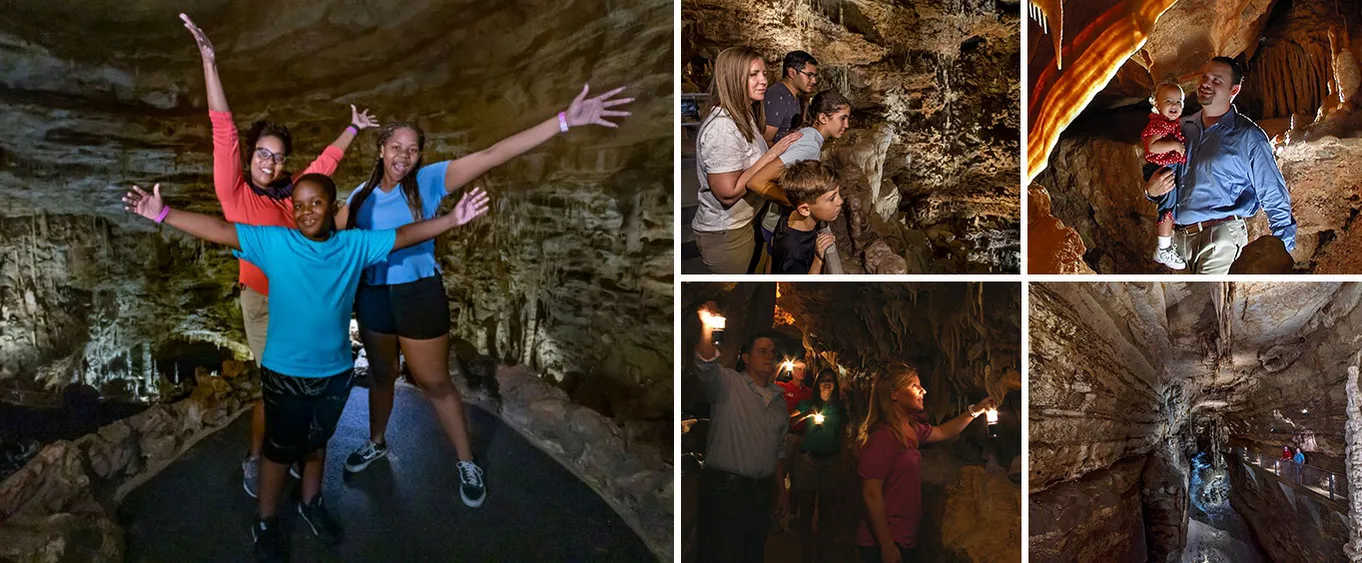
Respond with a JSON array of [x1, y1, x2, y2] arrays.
[[0, 0, 672, 220]]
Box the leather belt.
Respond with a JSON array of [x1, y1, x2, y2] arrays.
[[702, 467, 775, 489], [1175, 215, 1242, 234]]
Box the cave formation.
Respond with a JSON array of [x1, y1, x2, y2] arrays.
[[680, 282, 1021, 562], [0, 0, 672, 560], [1027, 0, 1362, 273], [1029, 282, 1356, 562], [681, 0, 1021, 274]]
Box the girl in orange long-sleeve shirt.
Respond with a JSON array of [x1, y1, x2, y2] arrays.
[[180, 13, 378, 510]]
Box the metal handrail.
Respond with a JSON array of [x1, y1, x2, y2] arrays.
[[1237, 447, 1348, 502]]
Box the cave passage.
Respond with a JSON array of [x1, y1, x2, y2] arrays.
[[1029, 281, 1354, 563], [680, 282, 1022, 562]]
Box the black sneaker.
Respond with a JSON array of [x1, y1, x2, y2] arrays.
[[297, 495, 345, 545], [344, 440, 388, 473], [457, 460, 486, 508], [251, 515, 284, 563]]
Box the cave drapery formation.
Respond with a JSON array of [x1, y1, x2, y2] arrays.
[[681, 282, 1021, 561], [0, 0, 672, 441], [682, 0, 1021, 273], [1030, 282, 1356, 563], [1027, 0, 1362, 273]]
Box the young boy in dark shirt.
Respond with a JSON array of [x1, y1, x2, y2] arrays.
[[771, 161, 844, 274]]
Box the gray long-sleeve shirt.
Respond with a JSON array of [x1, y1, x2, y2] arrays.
[[695, 351, 788, 478]]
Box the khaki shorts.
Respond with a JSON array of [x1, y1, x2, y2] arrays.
[[240, 286, 269, 365], [694, 225, 756, 274]]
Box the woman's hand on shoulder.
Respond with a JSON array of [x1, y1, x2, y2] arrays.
[[766, 131, 802, 159]]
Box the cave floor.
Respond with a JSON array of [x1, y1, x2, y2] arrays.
[[117, 385, 651, 562]]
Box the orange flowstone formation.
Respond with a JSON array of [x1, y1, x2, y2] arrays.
[[1027, 0, 1178, 184]]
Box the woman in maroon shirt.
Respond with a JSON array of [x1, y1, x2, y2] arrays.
[[856, 365, 995, 563]]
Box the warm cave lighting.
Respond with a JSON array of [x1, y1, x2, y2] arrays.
[[781, 359, 795, 374], [700, 310, 726, 345], [986, 408, 1000, 438], [813, 412, 826, 425]]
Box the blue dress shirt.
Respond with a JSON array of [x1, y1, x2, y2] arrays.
[[1151, 106, 1297, 250]]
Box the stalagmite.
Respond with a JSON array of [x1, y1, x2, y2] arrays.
[[1346, 365, 1362, 561]]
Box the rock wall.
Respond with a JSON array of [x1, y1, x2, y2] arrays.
[[0, 360, 256, 563], [683, 0, 1020, 272], [455, 361, 672, 562], [1028, 457, 1147, 562], [0, 214, 245, 400], [1030, 281, 1360, 561]]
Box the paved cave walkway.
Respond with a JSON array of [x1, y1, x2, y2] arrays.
[[118, 385, 652, 562]]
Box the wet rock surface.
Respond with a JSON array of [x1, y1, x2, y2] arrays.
[[1030, 282, 1354, 561], [683, 0, 1020, 272]]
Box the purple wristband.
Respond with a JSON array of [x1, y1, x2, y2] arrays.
[[154, 206, 170, 224], [346, 124, 359, 136], [557, 111, 569, 133]]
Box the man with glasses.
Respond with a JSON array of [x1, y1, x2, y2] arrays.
[[756, 51, 819, 270], [763, 50, 819, 144]]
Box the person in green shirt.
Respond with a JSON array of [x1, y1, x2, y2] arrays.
[[790, 368, 847, 563]]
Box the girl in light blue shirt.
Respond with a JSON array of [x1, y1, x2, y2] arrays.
[[337, 84, 632, 509]]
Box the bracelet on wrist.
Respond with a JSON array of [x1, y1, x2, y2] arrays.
[[346, 124, 360, 135], [154, 206, 170, 224], [557, 111, 570, 133]]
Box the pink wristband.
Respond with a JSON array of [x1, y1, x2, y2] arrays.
[[154, 206, 170, 224], [346, 125, 359, 136], [557, 111, 569, 133]]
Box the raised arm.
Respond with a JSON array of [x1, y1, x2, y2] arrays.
[[326, 105, 379, 157], [442, 84, 633, 192], [924, 397, 993, 444], [392, 188, 490, 250], [123, 184, 240, 250], [182, 14, 228, 113]]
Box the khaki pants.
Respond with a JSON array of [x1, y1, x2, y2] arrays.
[[1175, 218, 1248, 275], [695, 225, 756, 274], [240, 286, 269, 362]]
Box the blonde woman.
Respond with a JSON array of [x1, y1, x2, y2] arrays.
[[857, 365, 995, 563], [693, 46, 801, 273]]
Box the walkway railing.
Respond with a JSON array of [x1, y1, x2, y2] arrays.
[[1238, 447, 1348, 502]]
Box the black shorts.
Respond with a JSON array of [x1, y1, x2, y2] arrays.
[[354, 275, 451, 340], [260, 367, 355, 465]]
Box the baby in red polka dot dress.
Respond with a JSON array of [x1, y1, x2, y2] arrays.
[[1141, 82, 1188, 270]]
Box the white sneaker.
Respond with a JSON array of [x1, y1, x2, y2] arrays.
[[1154, 245, 1186, 270]]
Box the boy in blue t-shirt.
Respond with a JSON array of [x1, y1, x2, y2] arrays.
[[122, 173, 489, 562]]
